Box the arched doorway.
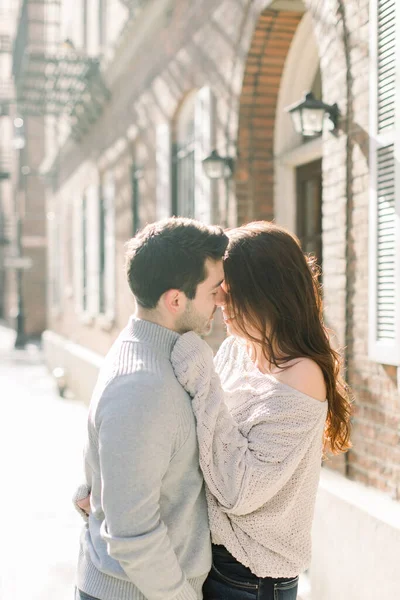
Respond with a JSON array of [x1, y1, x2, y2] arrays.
[[274, 12, 323, 271], [235, 4, 323, 270], [235, 5, 303, 224]]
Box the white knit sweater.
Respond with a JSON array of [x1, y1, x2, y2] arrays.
[[171, 333, 328, 578]]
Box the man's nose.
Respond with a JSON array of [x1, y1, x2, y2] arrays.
[[215, 287, 227, 306]]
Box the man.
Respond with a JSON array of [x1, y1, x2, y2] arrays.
[[74, 217, 228, 600]]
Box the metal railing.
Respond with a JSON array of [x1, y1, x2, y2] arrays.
[[11, 0, 110, 138]]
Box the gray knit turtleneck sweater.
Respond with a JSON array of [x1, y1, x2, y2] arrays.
[[76, 317, 211, 600]]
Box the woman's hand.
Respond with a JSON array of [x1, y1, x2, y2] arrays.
[[72, 483, 92, 521], [77, 494, 91, 516], [171, 332, 215, 397]]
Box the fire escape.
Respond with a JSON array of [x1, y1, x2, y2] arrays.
[[12, 0, 111, 141]]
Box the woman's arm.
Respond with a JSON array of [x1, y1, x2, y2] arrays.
[[171, 332, 325, 516]]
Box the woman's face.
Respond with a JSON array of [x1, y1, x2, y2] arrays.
[[215, 281, 246, 338], [216, 280, 268, 344]]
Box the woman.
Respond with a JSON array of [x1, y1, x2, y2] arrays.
[[170, 221, 352, 600]]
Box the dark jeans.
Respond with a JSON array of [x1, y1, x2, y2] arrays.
[[203, 545, 298, 600], [75, 545, 298, 600]]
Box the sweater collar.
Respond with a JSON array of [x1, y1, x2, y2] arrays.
[[126, 316, 180, 357]]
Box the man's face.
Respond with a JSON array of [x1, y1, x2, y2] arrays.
[[176, 258, 224, 336]]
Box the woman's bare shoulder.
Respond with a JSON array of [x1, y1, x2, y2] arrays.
[[273, 357, 327, 402]]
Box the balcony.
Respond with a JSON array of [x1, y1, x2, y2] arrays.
[[12, 0, 110, 140]]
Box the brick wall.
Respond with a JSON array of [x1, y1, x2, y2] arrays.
[[307, 0, 400, 495], [341, 0, 400, 499]]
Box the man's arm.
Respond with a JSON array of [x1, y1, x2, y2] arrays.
[[96, 375, 198, 600]]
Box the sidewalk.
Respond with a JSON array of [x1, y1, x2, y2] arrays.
[[0, 325, 88, 600]]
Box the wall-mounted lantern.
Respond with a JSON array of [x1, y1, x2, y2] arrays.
[[285, 92, 339, 137], [202, 149, 235, 180]]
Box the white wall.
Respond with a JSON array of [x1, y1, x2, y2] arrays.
[[311, 468, 400, 599]]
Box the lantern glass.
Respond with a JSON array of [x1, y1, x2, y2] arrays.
[[202, 149, 235, 180], [290, 110, 303, 135], [301, 107, 325, 136], [203, 158, 225, 180], [286, 92, 338, 137]]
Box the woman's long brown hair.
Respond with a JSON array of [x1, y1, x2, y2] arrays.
[[224, 221, 352, 454]]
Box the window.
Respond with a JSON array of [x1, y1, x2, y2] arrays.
[[369, 0, 400, 364], [82, 192, 88, 312], [156, 87, 214, 223], [156, 124, 172, 220], [83, 0, 88, 51], [74, 185, 100, 318], [131, 164, 142, 235], [98, 172, 116, 319], [193, 86, 214, 224], [173, 88, 214, 222], [174, 94, 196, 218], [296, 160, 322, 277], [99, 185, 106, 313], [49, 211, 63, 311], [99, 0, 106, 48]]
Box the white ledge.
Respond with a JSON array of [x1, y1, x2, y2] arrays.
[[319, 467, 400, 530]]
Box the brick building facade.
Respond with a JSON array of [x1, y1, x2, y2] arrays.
[[11, 0, 400, 597]]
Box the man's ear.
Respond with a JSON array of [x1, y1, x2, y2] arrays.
[[161, 289, 187, 315]]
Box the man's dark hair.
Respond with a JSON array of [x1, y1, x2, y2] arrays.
[[125, 217, 228, 309]]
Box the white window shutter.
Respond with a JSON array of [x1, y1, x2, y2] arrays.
[[194, 86, 214, 224], [86, 184, 100, 315], [369, 0, 400, 364], [103, 171, 116, 318], [156, 124, 172, 219]]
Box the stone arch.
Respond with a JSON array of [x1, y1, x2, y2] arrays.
[[233, 0, 350, 227], [235, 7, 303, 225]]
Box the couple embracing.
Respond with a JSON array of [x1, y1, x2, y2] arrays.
[[73, 218, 351, 600]]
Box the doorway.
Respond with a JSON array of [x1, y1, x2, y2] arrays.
[[296, 159, 322, 272]]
